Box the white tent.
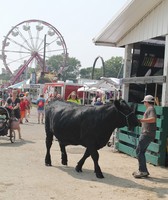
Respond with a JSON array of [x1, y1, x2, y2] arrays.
[[100, 77, 121, 89], [78, 78, 121, 94], [8, 79, 30, 89], [77, 85, 90, 92], [77, 78, 122, 104], [88, 87, 102, 92], [89, 78, 121, 92]]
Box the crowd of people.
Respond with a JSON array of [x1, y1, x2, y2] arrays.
[[0, 89, 81, 139], [2, 90, 32, 139]]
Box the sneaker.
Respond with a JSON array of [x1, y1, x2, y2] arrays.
[[132, 171, 149, 178]]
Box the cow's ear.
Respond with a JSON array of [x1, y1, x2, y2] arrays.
[[114, 100, 120, 109]]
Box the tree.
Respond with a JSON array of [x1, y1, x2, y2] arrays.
[[46, 55, 63, 73], [80, 67, 92, 79], [0, 73, 11, 83], [104, 56, 123, 78], [46, 55, 81, 82], [62, 57, 81, 82], [79, 56, 123, 79]]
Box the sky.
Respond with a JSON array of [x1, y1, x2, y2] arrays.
[[0, 0, 128, 73]]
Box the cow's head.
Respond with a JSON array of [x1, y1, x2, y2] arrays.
[[114, 99, 139, 130]]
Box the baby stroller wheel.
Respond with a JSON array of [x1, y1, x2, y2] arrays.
[[9, 130, 15, 143]]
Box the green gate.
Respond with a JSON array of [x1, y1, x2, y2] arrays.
[[116, 104, 168, 166]]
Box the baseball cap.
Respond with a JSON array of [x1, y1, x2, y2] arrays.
[[142, 95, 155, 102]]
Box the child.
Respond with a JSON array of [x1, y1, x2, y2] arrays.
[[20, 97, 27, 124]]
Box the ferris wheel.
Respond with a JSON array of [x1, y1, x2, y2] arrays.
[[1, 19, 68, 84]]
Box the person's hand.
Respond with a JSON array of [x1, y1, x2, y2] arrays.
[[138, 119, 142, 126], [8, 106, 13, 110]]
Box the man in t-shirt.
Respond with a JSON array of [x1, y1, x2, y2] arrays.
[[133, 95, 157, 178], [36, 94, 46, 124]]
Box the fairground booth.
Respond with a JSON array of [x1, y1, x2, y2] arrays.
[[93, 0, 168, 167]]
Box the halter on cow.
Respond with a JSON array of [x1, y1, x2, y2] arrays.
[[45, 99, 139, 178]]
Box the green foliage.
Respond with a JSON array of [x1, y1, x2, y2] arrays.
[[38, 76, 51, 84], [62, 57, 81, 82], [79, 56, 123, 79], [46, 55, 64, 72], [80, 67, 92, 79], [46, 55, 81, 82], [0, 73, 11, 81], [105, 56, 123, 78], [41, 55, 124, 81]]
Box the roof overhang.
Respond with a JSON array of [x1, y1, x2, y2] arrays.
[[93, 0, 163, 47]]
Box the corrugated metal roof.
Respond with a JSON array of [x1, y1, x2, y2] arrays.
[[93, 0, 164, 47]]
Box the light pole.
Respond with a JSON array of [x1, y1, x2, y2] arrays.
[[40, 34, 46, 83], [43, 34, 47, 74]]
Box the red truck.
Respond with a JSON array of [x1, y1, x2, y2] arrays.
[[43, 81, 83, 101]]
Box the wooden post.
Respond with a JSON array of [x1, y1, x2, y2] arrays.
[[122, 44, 133, 102], [162, 34, 168, 107]]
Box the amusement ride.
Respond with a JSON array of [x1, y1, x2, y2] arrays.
[[0, 19, 68, 86]]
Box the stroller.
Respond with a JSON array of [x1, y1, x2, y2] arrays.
[[0, 106, 15, 143]]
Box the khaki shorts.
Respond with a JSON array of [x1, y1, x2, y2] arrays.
[[37, 110, 45, 114]]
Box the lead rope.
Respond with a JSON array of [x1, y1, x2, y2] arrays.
[[118, 110, 134, 128], [118, 109, 139, 156]]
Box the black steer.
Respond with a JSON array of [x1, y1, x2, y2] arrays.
[[45, 99, 139, 178]]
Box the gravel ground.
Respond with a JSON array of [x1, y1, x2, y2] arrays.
[[0, 107, 168, 200]]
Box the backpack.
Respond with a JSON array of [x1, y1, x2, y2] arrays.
[[25, 99, 30, 107], [38, 100, 44, 108]]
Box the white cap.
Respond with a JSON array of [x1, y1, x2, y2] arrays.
[[142, 95, 154, 102]]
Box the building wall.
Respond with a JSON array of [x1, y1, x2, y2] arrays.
[[118, 0, 168, 46]]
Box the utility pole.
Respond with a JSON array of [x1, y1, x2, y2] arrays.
[[43, 34, 46, 74]]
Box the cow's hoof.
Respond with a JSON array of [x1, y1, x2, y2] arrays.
[[75, 165, 82, 173], [62, 160, 67, 165], [96, 173, 104, 179], [45, 163, 52, 166]]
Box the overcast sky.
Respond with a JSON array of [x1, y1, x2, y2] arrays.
[[0, 0, 128, 72]]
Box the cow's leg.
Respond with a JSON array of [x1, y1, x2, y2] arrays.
[[90, 149, 104, 179], [45, 133, 53, 166], [75, 149, 90, 172], [59, 142, 68, 165], [45, 114, 53, 166]]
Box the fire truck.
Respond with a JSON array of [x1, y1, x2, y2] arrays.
[[43, 81, 83, 101]]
